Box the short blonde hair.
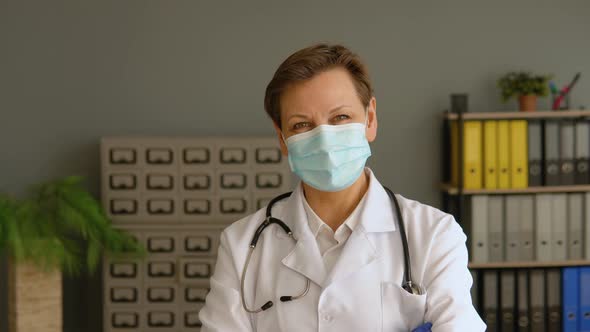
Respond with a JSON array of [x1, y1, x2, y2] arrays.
[[264, 43, 374, 129]]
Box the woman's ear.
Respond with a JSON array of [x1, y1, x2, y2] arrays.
[[273, 122, 289, 156], [366, 97, 378, 143]]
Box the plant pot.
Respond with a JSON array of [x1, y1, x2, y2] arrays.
[[7, 259, 62, 332], [518, 94, 537, 112]]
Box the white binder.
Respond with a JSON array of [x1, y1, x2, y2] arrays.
[[567, 193, 584, 259], [488, 195, 504, 261], [471, 196, 489, 263], [535, 194, 553, 261], [505, 195, 521, 261], [519, 195, 534, 261], [550, 194, 567, 260]]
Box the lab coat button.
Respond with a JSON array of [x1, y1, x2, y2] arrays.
[[322, 314, 332, 322]]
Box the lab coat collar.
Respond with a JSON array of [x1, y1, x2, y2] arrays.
[[276, 167, 397, 287], [277, 182, 328, 287], [359, 167, 397, 233]]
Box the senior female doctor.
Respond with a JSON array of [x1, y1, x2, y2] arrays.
[[199, 44, 486, 332]]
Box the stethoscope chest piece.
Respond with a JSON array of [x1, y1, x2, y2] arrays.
[[402, 280, 425, 295]]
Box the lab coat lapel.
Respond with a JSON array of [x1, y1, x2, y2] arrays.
[[278, 183, 328, 287], [325, 168, 398, 285], [324, 226, 378, 285]]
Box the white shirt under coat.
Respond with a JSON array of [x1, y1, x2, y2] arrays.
[[199, 167, 486, 332]]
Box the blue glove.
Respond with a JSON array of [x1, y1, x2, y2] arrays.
[[411, 322, 432, 332]]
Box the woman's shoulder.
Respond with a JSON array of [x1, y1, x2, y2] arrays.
[[394, 193, 464, 238]]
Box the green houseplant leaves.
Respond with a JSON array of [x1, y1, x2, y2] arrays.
[[497, 71, 552, 102], [0, 175, 145, 276]]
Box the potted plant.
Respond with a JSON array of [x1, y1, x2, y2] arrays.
[[497, 71, 552, 111], [0, 176, 145, 332]]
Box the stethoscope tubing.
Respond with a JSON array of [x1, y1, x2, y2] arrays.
[[240, 185, 420, 314]]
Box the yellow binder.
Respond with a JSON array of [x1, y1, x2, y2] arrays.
[[463, 121, 483, 189], [497, 120, 511, 188], [450, 120, 483, 189], [450, 121, 459, 187], [510, 120, 529, 188], [483, 121, 498, 189]]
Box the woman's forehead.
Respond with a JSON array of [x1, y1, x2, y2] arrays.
[[280, 68, 364, 117]]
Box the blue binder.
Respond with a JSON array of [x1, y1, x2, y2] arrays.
[[580, 267, 590, 331], [563, 267, 580, 332]]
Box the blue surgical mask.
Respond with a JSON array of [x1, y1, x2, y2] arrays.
[[282, 112, 372, 192]]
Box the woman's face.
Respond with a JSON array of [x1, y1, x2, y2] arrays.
[[273, 67, 378, 156]]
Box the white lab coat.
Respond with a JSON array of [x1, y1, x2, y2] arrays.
[[199, 168, 486, 332]]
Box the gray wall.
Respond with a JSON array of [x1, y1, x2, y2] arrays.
[[1, 1, 589, 331]]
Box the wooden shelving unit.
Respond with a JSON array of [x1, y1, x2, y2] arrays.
[[468, 260, 590, 269], [440, 97, 590, 271], [440, 183, 590, 195], [443, 109, 590, 120]]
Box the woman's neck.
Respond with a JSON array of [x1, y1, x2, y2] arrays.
[[302, 169, 370, 232]]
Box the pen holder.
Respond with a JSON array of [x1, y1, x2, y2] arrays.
[[552, 93, 571, 110]]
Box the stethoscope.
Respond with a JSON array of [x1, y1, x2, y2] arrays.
[[240, 185, 423, 314]]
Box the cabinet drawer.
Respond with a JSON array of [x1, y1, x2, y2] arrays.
[[182, 231, 220, 256], [109, 148, 137, 165], [147, 198, 175, 215], [147, 261, 176, 279], [183, 147, 211, 165], [182, 306, 204, 329], [184, 287, 209, 303], [219, 173, 247, 190], [219, 197, 248, 214], [179, 258, 215, 284], [109, 262, 138, 279], [255, 146, 282, 164], [146, 309, 176, 329], [255, 172, 283, 189], [183, 174, 212, 191], [219, 147, 246, 165], [147, 235, 175, 254], [109, 173, 138, 190], [146, 148, 174, 165], [110, 311, 141, 329], [146, 285, 176, 304], [109, 286, 139, 304], [110, 199, 138, 215], [146, 174, 174, 190]]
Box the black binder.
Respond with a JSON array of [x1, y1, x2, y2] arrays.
[[559, 120, 576, 185], [529, 269, 546, 332], [528, 120, 543, 187], [574, 119, 590, 184], [546, 268, 562, 332], [501, 270, 516, 332], [543, 120, 561, 186]]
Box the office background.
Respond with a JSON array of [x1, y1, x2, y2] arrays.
[[1, 1, 589, 331]]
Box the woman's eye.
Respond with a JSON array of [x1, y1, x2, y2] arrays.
[[292, 122, 311, 130], [334, 114, 351, 121]]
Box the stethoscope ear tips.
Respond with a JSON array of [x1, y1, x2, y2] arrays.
[[279, 296, 293, 302], [261, 301, 274, 311]]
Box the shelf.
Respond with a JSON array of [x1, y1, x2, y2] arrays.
[[440, 183, 590, 195], [468, 260, 590, 269], [443, 109, 590, 120]]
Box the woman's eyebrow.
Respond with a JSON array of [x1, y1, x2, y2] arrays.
[[328, 105, 352, 115], [287, 105, 353, 122]]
